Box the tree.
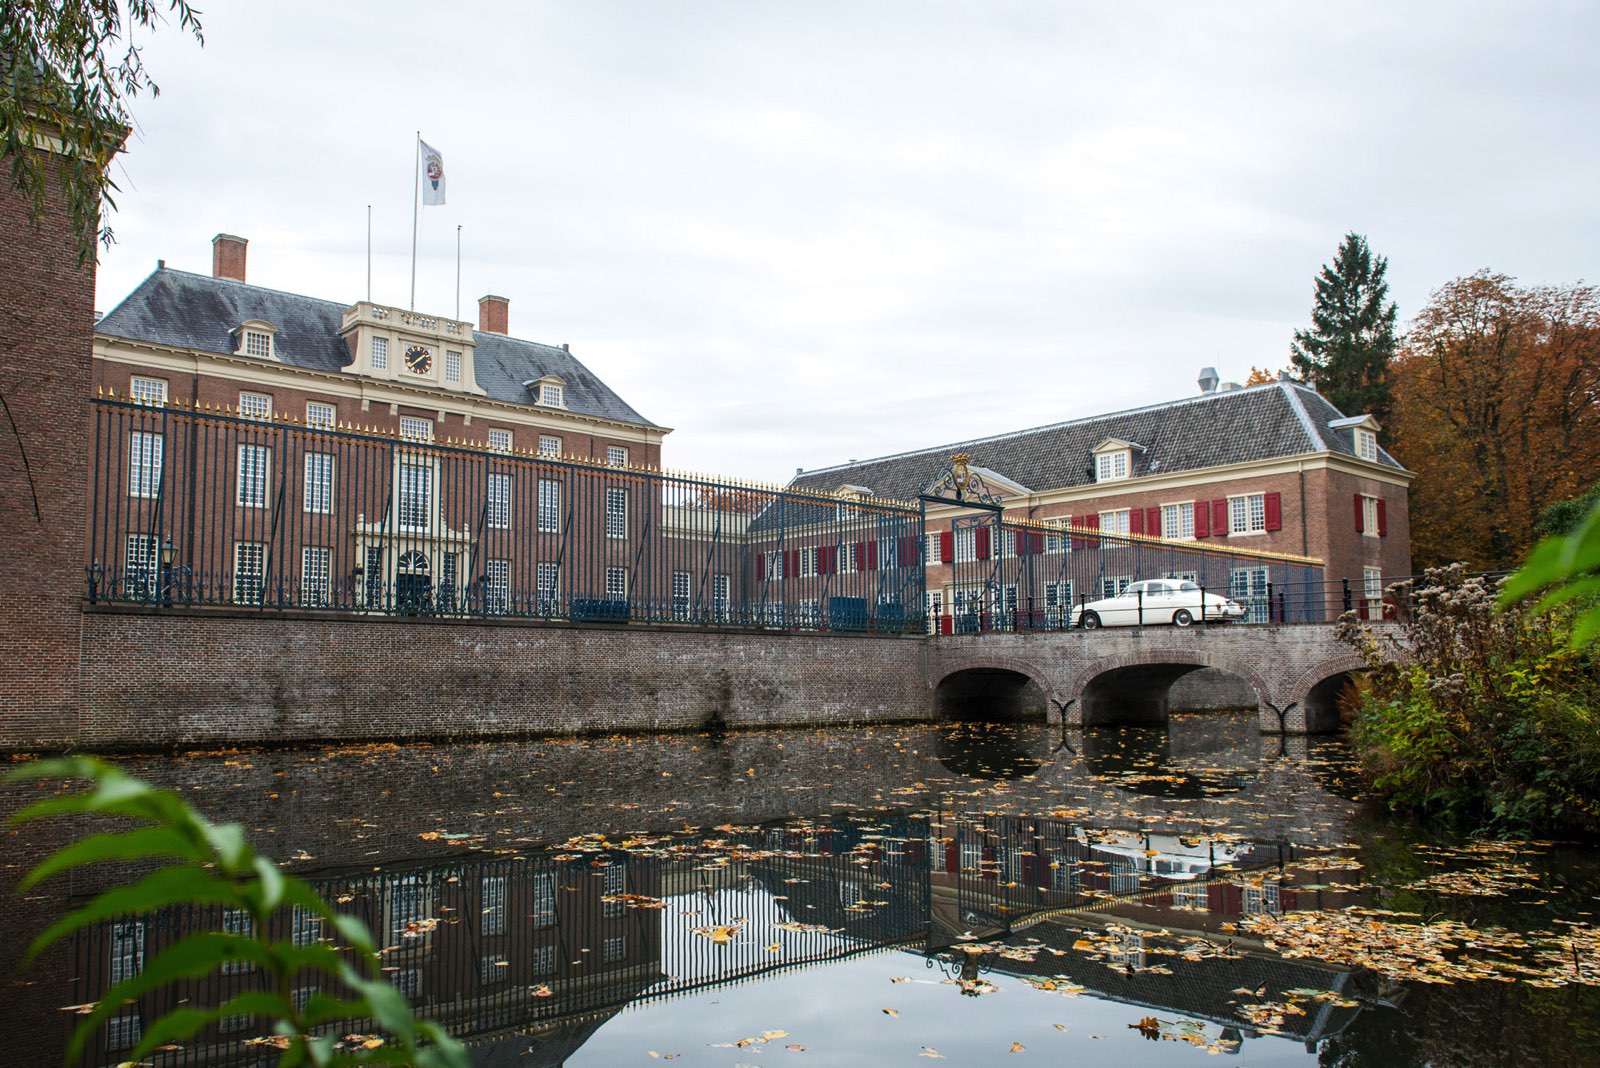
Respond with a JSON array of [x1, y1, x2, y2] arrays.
[[2, 1, 203, 260], [1243, 366, 1279, 387], [1389, 272, 1600, 569], [1290, 233, 1399, 424]]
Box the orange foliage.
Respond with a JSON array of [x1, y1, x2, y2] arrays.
[[1243, 366, 1279, 387], [1389, 272, 1600, 569]]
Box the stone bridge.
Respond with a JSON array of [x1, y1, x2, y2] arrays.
[[928, 622, 1384, 733]]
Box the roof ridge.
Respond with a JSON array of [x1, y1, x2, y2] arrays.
[[1278, 380, 1327, 451], [793, 382, 1290, 481]]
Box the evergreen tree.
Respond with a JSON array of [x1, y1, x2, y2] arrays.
[[1290, 233, 1399, 424]]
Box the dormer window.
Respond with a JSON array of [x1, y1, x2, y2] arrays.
[[1355, 428, 1377, 462], [232, 320, 278, 360], [541, 383, 563, 407], [1096, 451, 1129, 481], [1328, 414, 1382, 463]]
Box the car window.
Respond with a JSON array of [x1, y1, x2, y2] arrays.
[[1125, 582, 1147, 596], [1176, 581, 1199, 592]]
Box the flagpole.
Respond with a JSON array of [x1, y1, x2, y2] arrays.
[[455, 225, 462, 322], [366, 204, 372, 303], [409, 131, 420, 311]]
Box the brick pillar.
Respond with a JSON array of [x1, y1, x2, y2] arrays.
[[0, 147, 98, 748]]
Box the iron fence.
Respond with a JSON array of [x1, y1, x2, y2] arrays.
[[86, 398, 927, 633]]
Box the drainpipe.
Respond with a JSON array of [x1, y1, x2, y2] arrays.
[[1297, 461, 1309, 557]]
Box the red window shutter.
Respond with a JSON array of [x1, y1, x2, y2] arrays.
[[1264, 491, 1282, 531], [1354, 494, 1365, 533], [1084, 514, 1099, 549], [939, 531, 953, 563], [820, 546, 834, 575], [900, 535, 917, 567], [1212, 499, 1228, 534], [787, 549, 799, 578], [1015, 530, 1028, 556], [1035, 532, 1046, 555], [974, 527, 991, 560], [1129, 508, 1144, 536], [1146, 507, 1161, 537], [757, 552, 766, 580], [1194, 502, 1210, 538], [864, 540, 878, 570], [1377, 499, 1388, 537]]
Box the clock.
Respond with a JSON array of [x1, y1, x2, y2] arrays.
[[404, 345, 433, 375]]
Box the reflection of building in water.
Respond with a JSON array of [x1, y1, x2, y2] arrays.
[[65, 811, 1376, 1064]]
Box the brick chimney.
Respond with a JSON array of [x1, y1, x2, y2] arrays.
[[212, 234, 248, 282], [478, 294, 509, 335]]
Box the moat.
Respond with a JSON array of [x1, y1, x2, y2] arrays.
[[4, 715, 1598, 1066]]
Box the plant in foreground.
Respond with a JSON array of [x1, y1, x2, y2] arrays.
[[6, 757, 468, 1067]]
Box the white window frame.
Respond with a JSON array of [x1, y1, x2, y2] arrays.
[[1231, 566, 1271, 623], [1099, 508, 1131, 536], [1045, 580, 1075, 626], [306, 401, 337, 429], [530, 944, 557, 974], [1228, 492, 1267, 536], [605, 566, 628, 600], [1362, 495, 1380, 538], [234, 541, 266, 604], [482, 875, 507, 936], [292, 905, 323, 947], [371, 336, 389, 370], [538, 435, 561, 458], [926, 532, 942, 565], [488, 428, 513, 453], [839, 542, 859, 574], [538, 480, 561, 533], [799, 546, 818, 578], [1100, 575, 1131, 599], [953, 528, 976, 563], [399, 416, 433, 442], [539, 383, 564, 407], [536, 562, 560, 610], [303, 452, 334, 514], [398, 461, 431, 532], [1364, 566, 1384, 601], [671, 570, 692, 619], [125, 534, 158, 598], [605, 487, 628, 540], [236, 444, 270, 508], [1161, 501, 1195, 540], [301, 546, 331, 607], [531, 872, 557, 928], [485, 559, 510, 614], [128, 431, 163, 498], [603, 865, 626, 917], [444, 349, 462, 383], [1095, 449, 1131, 482], [221, 909, 255, 973], [238, 391, 272, 420], [1355, 428, 1378, 462], [713, 573, 731, 621], [243, 330, 272, 359], [106, 1013, 142, 1051], [480, 953, 509, 983], [487, 472, 512, 529], [129, 375, 167, 405], [109, 920, 145, 985], [607, 445, 628, 467]]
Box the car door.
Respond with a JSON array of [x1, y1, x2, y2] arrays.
[[1106, 581, 1145, 626]]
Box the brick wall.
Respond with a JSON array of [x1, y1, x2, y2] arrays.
[[73, 610, 932, 750], [0, 147, 96, 749]]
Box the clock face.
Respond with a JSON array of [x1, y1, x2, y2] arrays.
[[404, 345, 433, 375]]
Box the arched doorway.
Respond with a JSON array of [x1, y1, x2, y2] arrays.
[[396, 550, 432, 615]]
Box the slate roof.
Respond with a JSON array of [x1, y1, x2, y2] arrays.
[[96, 268, 658, 427], [788, 382, 1405, 500]]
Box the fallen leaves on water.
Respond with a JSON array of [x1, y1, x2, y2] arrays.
[[693, 924, 742, 945]]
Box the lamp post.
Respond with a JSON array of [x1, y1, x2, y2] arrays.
[[159, 538, 176, 607]]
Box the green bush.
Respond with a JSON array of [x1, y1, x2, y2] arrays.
[[1340, 565, 1600, 834], [6, 757, 468, 1067]]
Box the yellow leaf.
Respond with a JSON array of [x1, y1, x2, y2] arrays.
[[1010, 1041, 1026, 1052], [883, 1008, 900, 1017]]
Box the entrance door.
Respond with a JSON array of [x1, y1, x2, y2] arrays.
[[396, 550, 433, 615]]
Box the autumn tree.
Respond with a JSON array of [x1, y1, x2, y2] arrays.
[[1290, 233, 1399, 424], [1389, 272, 1600, 569], [2, 1, 203, 259], [1243, 366, 1279, 387]]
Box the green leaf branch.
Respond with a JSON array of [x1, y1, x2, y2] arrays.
[[1501, 495, 1600, 648]]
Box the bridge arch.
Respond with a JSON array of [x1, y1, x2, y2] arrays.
[[932, 657, 1053, 722], [1283, 653, 1371, 733], [1068, 651, 1272, 729]]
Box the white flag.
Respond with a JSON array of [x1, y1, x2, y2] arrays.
[[419, 140, 446, 205]]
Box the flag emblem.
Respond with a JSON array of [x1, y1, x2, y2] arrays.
[[419, 140, 446, 206]]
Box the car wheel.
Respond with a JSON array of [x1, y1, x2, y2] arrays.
[[1173, 608, 1194, 627], [1080, 611, 1101, 630]]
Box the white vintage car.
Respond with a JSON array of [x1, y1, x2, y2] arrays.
[[1069, 579, 1247, 629]]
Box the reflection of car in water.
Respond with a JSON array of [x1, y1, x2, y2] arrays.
[[1070, 579, 1247, 629], [1081, 832, 1249, 880]]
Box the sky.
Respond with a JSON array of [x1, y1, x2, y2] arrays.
[[94, 1, 1600, 484]]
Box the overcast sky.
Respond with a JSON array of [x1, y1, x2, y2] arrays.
[[95, 1, 1599, 483]]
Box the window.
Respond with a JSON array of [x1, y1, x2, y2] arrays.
[[925, 590, 944, 634], [1101, 575, 1131, 599], [713, 573, 730, 622], [603, 865, 626, 917], [391, 969, 422, 997], [1364, 566, 1383, 601], [1355, 428, 1378, 462], [603, 936, 626, 962], [482, 876, 506, 935], [106, 1014, 142, 1051], [530, 944, 556, 974], [537, 480, 561, 533], [672, 570, 691, 620], [538, 435, 561, 458], [1096, 450, 1130, 481], [799, 598, 821, 626], [301, 547, 331, 607], [954, 528, 976, 562], [1361, 495, 1380, 538], [125, 534, 158, 598], [1044, 519, 1070, 554], [1045, 581, 1074, 626], [839, 543, 858, 574], [607, 445, 628, 467], [605, 487, 628, 539], [1230, 566, 1270, 623], [532, 562, 559, 612], [1161, 502, 1195, 540], [1099, 509, 1131, 536], [531, 872, 556, 927], [485, 559, 510, 614], [237, 444, 270, 507], [487, 428, 512, 452], [292, 906, 323, 947], [128, 431, 163, 498], [539, 383, 563, 407], [234, 542, 265, 604], [605, 567, 628, 600], [444, 350, 462, 383], [109, 920, 144, 985], [1242, 882, 1281, 916], [926, 532, 942, 565], [487, 472, 511, 528], [244, 331, 272, 358], [440, 552, 458, 610], [129, 375, 167, 405], [303, 453, 334, 513], [480, 953, 509, 983], [399, 462, 431, 531], [799, 547, 818, 578], [362, 546, 384, 608], [399, 416, 433, 441], [1229, 493, 1267, 535], [371, 336, 389, 369], [222, 910, 254, 972], [239, 391, 272, 420], [306, 401, 337, 429]]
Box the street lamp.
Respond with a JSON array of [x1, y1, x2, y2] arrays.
[[159, 538, 176, 607]]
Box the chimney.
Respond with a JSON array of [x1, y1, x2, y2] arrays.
[[212, 234, 247, 282], [478, 294, 509, 335], [1198, 366, 1219, 394]]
